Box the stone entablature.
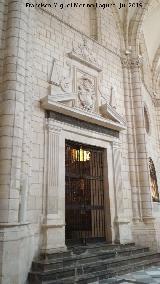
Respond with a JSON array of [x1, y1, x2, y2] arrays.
[[41, 95, 126, 132], [47, 111, 119, 138]]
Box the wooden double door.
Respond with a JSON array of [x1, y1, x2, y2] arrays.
[[65, 140, 106, 244]]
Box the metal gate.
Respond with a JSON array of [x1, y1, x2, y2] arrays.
[[65, 140, 105, 244]]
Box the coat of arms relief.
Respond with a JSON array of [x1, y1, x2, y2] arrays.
[[77, 76, 95, 111], [43, 39, 126, 131], [76, 70, 97, 112], [48, 59, 98, 113]]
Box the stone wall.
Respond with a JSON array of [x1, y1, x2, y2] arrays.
[[0, 1, 160, 283]]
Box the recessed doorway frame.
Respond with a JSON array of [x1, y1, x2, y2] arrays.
[[42, 117, 130, 252]]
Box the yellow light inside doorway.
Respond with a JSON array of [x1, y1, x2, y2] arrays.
[[71, 148, 91, 161], [79, 148, 91, 161]]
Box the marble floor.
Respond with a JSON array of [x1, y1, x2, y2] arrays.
[[99, 266, 160, 284]]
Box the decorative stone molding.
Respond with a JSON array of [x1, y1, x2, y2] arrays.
[[46, 119, 63, 134], [48, 110, 119, 137], [121, 55, 143, 69], [110, 86, 117, 109], [41, 95, 126, 131], [112, 141, 121, 149], [48, 59, 73, 97], [99, 102, 126, 127]]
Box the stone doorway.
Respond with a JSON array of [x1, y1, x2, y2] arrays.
[[65, 140, 107, 244]]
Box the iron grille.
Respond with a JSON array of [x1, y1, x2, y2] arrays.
[[65, 140, 105, 244]]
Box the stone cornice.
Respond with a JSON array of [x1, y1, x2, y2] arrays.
[[41, 95, 126, 131]]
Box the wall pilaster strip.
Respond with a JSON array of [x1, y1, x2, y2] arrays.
[[46, 120, 63, 219]]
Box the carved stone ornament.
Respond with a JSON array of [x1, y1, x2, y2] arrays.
[[46, 119, 63, 133], [49, 58, 72, 95], [110, 86, 117, 109], [77, 76, 96, 111], [121, 55, 143, 69], [73, 38, 96, 62], [41, 93, 127, 132], [68, 38, 102, 72]]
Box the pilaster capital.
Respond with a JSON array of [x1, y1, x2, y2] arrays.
[[46, 119, 63, 134], [153, 98, 160, 107], [121, 54, 143, 69], [112, 140, 121, 149]]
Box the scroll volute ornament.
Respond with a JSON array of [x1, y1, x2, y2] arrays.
[[149, 157, 159, 202]]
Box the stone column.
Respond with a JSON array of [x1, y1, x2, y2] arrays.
[[131, 55, 153, 220], [0, 0, 31, 224], [122, 54, 153, 221], [42, 119, 66, 252], [19, 3, 35, 223], [112, 141, 133, 243], [121, 55, 142, 222], [0, 2, 36, 283]]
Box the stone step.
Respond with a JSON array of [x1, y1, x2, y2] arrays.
[[40, 243, 136, 261], [29, 257, 160, 284], [32, 246, 149, 272], [28, 252, 160, 283]]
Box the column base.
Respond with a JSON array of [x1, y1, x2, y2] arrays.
[[132, 219, 158, 250], [114, 218, 133, 244]]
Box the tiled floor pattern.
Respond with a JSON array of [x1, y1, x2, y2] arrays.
[[99, 266, 160, 284]]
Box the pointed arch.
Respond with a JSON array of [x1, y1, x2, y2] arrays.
[[128, 0, 150, 54]]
